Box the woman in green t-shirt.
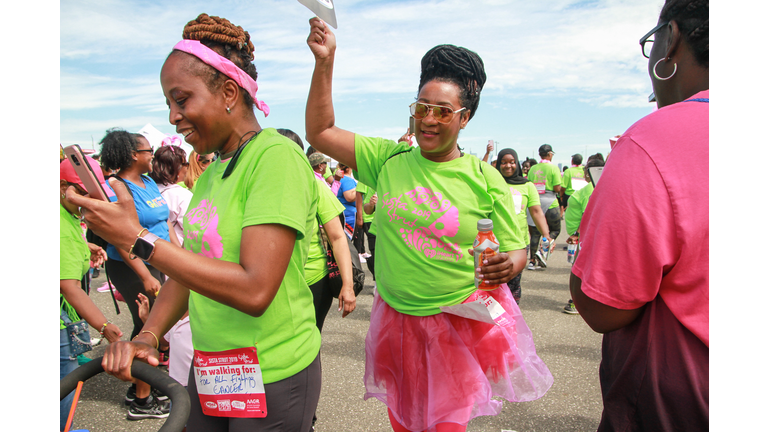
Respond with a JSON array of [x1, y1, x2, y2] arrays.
[[60, 157, 123, 431], [71, 14, 323, 431], [305, 19, 552, 432], [495, 148, 553, 303]]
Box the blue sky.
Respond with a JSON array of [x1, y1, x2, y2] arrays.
[[61, 0, 664, 167]]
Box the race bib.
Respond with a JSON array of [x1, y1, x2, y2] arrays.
[[193, 347, 267, 418], [440, 289, 514, 327], [534, 182, 546, 194]]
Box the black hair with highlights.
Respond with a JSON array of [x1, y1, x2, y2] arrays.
[[418, 44, 486, 121]]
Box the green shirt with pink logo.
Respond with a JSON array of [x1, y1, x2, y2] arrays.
[[353, 135, 526, 316], [527, 161, 562, 209], [182, 128, 321, 384], [508, 182, 541, 243]]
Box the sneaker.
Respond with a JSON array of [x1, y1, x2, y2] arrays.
[[125, 385, 136, 406], [77, 354, 91, 365], [127, 395, 170, 420], [359, 254, 367, 263], [96, 281, 115, 293], [361, 252, 372, 259], [152, 388, 169, 402], [126, 386, 168, 406], [527, 261, 540, 270], [535, 251, 548, 268], [90, 337, 102, 347], [563, 300, 579, 315]]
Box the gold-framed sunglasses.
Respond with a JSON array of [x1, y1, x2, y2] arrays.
[[409, 102, 467, 124]]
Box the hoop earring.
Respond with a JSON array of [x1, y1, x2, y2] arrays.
[[226, 107, 231, 114], [653, 58, 677, 81]]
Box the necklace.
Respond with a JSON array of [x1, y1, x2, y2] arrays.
[[221, 130, 261, 179]]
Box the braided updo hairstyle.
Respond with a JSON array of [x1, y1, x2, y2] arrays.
[[177, 13, 259, 109], [418, 45, 487, 121], [99, 128, 145, 172], [660, 0, 708, 68]]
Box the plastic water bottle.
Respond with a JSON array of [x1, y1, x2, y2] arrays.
[[567, 243, 577, 263], [541, 238, 550, 258], [474, 219, 500, 291]]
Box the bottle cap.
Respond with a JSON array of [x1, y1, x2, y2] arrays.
[[477, 219, 493, 231]]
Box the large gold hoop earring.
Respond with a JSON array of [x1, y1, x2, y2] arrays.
[[653, 58, 677, 81]]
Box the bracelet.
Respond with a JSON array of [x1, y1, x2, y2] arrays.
[[137, 330, 160, 350], [99, 321, 111, 336], [128, 228, 149, 260]]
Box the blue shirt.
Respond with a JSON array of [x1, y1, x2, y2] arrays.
[[106, 175, 170, 262], [336, 176, 357, 226]]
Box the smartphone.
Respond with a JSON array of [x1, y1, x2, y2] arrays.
[[409, 116, 415, 135], [588, 166, 603, 187], [63, 144, 109, 201]]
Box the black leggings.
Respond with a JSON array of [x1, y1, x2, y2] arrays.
[[308, 275, 334, 332], [105, 258, 165, 340], [363, 222, 375, 280], [529, 207, 561, 259]]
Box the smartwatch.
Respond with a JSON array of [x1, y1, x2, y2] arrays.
[[130, 232, 160, 261]]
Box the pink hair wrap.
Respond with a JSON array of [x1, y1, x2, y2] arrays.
[[173, 39, 270, 117]]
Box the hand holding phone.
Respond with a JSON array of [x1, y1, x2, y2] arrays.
[[63, 145, 109, 201]]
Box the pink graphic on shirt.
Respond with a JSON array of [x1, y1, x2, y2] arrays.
[[383, 186, 463, 261], [184, 199, 223, 259]]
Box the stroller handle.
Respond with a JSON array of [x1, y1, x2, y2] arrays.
[[60, 356, 190, 432]]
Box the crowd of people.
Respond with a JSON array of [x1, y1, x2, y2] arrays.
[[60, 1, 708, 431]]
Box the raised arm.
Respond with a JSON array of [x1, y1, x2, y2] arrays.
[[305, 17, 356, 169]]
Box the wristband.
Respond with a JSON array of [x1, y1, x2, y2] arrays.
[[99, 321, 111, 336]]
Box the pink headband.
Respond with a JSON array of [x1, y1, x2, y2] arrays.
[[173, 39, 270, 117]]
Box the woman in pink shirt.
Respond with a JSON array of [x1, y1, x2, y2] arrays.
[[570, 0, 708, 430]]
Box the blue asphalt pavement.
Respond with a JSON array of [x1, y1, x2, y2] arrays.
[[66, 219, 604, 432]]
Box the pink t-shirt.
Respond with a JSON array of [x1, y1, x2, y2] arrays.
[[163, 315, 193, 386], [572, 90, 709, 346]]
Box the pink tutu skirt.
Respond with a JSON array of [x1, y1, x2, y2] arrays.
[[363, 285, 553, 431]]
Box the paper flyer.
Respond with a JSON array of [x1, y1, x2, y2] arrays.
[[297, 0, 338, 29]]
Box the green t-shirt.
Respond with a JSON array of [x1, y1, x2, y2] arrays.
[[508, 182, 540, 243], [305, 178, 345, 285], [564, 183, 594, 236], [353, 135, 526, 316], [527, 161, 562, 210], [183, 128, 321, 384], [60, 204, 89, 329], [356, 182, 376, 224], [562, 166, 587, 196]]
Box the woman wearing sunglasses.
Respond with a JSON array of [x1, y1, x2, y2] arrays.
[[570, 0, 708, 429], [70, 14, 322, 431], [306, 18, 552, 432], [99, 128, 173, 419]]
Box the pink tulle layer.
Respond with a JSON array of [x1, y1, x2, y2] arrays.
[[364, 285, 553, 431]]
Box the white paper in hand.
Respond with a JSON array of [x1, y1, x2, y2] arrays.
[[297, 0, 338, 29]]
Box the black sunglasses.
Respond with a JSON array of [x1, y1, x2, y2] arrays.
[[135, 149, 153, 154], [639, 21, 669, 59]]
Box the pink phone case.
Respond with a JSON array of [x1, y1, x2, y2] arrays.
[[63, 145, 109, 201]]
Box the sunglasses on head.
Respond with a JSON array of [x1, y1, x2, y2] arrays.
[[410, 102, 467, 124], [135, 149, 153, 154]]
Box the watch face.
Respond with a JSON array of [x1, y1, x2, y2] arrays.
[[133, 236, 155, 261]]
